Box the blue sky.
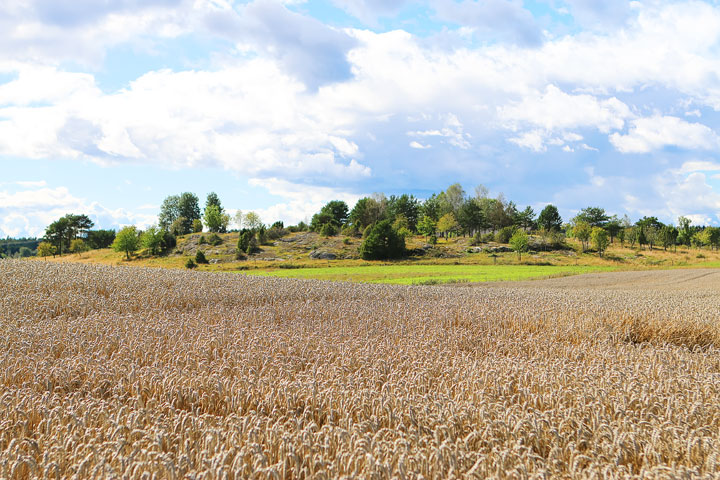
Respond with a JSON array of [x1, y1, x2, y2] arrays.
[[2, 0, 720, 237]]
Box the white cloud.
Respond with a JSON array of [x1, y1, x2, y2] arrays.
[[0, 185, 155, 237], [610, 116, 720, 153], [248, 177, 364, 225], [409, 141, 431, 149], [14, 180, 47, 187]]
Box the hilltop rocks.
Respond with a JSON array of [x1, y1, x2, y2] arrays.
[[309, 251, 336, 260]]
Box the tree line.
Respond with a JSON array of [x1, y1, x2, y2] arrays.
[[26, 184, 720, 261]]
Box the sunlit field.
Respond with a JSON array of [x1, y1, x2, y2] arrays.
[[243, 263, 617, 284], [3, 260, 720, 478]]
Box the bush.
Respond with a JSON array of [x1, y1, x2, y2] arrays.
[[192, 219, 203, 233], [341, 224, 360, 237], [207, 233, 223, 246], [199, 235, 207, 245], [185, 258, 197, 269], [266, 227, 288, 241], [320, 223, 338, 237], [495, 226, 517, 244], [195, 250, 208, 264], [161, 231, 177, 253], [256, 226, 268, 245], [237, 229, 252, 254], [359, 220, 405, 260], [343, 237, 352, 245], [481, 232, 495, 243]]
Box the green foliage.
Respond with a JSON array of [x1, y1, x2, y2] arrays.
[[192, 219, 203, 233], [343, 237, 352, 245], [311, 200, 349, 232], [69, 238, 89, 255], [436, 213, 459, 238], [457, 200, 486, 235], [509, 230, 529, 260], [18, 246, 33, 257], [590, 227, 609, 257], [37, 242, 55, 258], [573, 207, 609, 228], [386, 194, 421, 231], [207, 233, 223, 246], [203, 204, 230, 233], [537, 205, 562, 232], [195, 250, 208, 264], [199, 235, 207, 245], [256, 226, 268, 245], [112, 226, 139, 260], [159, 193, 201, 235], [140, 226, 165, 255], [515, 206, 536, 231], [340, 224, 360, 237], [320, 223, 338, 237], [495, 226, 517, 244], [359, 220, 406, 260], [417, 215, 437, 239], [237, 229, 252, 254], [185, 258, 197, 269], [44, 213, 94, 255], [243, 212, 263, 231], [573, 221, 591, 251], [86, 230, 116, 249]]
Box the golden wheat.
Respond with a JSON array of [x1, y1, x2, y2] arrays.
[[2, 260, 720, 478]]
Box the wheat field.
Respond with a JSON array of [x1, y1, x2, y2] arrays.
[[2, 260, 720, 478]]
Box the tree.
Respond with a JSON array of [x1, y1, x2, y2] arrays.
[[659, 225, 678, 251], [678, 216, 692, 246], [436, 213, 459, 239], [421, 193, 443, 222], [591, 227, 609, 257], [417, 215, 436, 240], [243, 212, 263, 231], [574, 207, 609, 228], [457, 200, 486, 236], [605, 216, 622, 243], [87, 229, 116, 249], [310, 200, 349, 232], [112, 226, 139, 260], [37, 242, 55, 259], [386, 194, 421, 231], [537, 205, 562, 232], [349, 197, 386, 230], [159, 193, 201, 235], [509, 230, 529, 261], [359, 220, 405, 260], [516, 206, 536, 231], [233, 210, 243, 230], [141, 226, 165, 255], [203, 204, 230, 233], [625, 226, 638, 248], [237, 229, 253, 256], [69, 239, 89, 255], [192, 219, 203, 233], [44, 214, 94, 255], [573, 220, 591, 252], [441, 183, 466, 215]]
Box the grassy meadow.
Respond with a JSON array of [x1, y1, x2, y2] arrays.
[[38, 229, 720, 285]]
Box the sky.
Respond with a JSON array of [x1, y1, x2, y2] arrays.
[[2, 0, 720, 237]]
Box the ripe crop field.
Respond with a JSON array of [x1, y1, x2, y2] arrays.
[[3, 261, 720, 478], [244, 264, 617, 285]]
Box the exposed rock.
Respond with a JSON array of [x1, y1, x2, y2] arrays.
[[309, 251, 336, 260]]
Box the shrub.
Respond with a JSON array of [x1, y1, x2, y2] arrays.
[[207, 233, 223, 246], [192, 219, 203, 233], [185, 258, 197, 269], [495, 226, 517, 244], [341, 224, 360, 237], [161, 231, 177, 253], [195, 250, 208, 264], [481, 232, 495, 243], [199, 235, 207, 245], [320, 223, 338, 237], [237, 229, 252, 254], [343, 238, 352, 245], [359, 220, 405, 260]]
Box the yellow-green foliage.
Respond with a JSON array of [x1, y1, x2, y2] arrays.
[[3, 261, 720, 478]]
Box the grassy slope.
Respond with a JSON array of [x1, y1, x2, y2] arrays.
[[37, 231, 720, 284]]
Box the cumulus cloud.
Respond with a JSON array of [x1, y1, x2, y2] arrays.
[[248, 177, 364, 225], [0, 185, 155, 237], [330, 0, 410, 26], [610, 116, 720, 153], [432, 0, 542, 46]]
